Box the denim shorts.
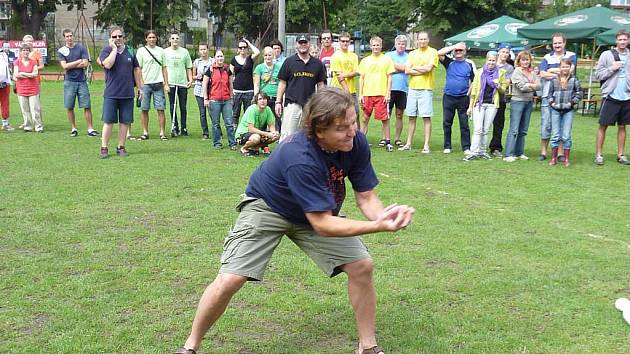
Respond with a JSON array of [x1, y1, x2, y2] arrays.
[[141, 83, 166, 111], [63, 81, 91, 109], [220, 197, 370, 281], [102, 98, 134, 124], [406, 89, 433, 118]]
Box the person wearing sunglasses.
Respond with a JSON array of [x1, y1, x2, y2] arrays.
[[98, 26, 143, 158], [437, 42, 475, 156], [164, 31, 193, 137], [230, 38, 260, 126], [330, 32, 360, 122], [319, 29, 335, 85]]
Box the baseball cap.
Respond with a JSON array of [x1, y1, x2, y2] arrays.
[[297, 34, 309, 43], [498, 42, 511, 50]]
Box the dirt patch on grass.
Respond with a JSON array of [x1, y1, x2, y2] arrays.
[[426, 259, 459, 268], [21, 313, 49, 336]]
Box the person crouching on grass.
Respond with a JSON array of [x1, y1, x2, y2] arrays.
[[173, 87, 414, 354], [14, 44, 43, 133], [235, 92, 279, 156], [547, 58, 581, 167], [358, 36, 395, 151]]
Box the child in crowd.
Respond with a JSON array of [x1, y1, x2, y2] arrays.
[[14, 44, 43, 133], [547, 58, 581, 166]]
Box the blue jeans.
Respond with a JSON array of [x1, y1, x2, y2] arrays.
[[233, 91, 254, 124], [195, 96, 209, 136], [505, 100, 533, 157], [210, 100, 235, 147], [540, 97, 552, 139], [550, 109, 573, 149]]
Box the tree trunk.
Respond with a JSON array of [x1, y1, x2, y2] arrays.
[[10, 0, 49, 37]]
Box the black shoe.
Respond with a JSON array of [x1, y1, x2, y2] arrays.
[[181, 128, 188, 136]]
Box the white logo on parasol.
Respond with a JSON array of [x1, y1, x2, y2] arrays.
[[554, 15, 587, 27], [505, 23, 526, 35], [611, 16, 630, 25], [467, 24, 499, 39]]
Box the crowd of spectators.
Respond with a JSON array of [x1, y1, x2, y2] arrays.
[[1, 27, 629, 166]]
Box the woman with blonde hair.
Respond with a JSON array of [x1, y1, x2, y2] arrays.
[[14, 44, 43, 132], [465, 51, 508, 161], [504, 51, 540, 162]]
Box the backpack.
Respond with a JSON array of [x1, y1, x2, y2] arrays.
[[600, 49, 620, 86]]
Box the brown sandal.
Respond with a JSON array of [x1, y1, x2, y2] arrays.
[[353, 345, 385, 354], [174, 347, 196, 354]]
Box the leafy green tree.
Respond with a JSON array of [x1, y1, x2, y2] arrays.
[[10, 0, 62, 37], [536, 0, 601, 20], [93, 0, 196, 47], [412, 0, 540, 37]]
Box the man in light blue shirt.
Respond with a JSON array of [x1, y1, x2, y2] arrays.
[[386, 35, 409, 147]]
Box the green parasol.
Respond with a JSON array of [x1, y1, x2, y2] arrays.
[[445, 15, 539, 50]]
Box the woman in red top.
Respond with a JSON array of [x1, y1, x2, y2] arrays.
[[202, 49, 236, 149], [14, 44, 43, 132]]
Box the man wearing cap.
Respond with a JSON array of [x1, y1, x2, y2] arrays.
[[437, 42, 474, 155], [538, 33, 576, 161], [275, 34, 327, 140], [488, 43, 515, 156]]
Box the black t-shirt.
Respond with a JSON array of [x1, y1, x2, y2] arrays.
[[482, 84, 495, 104], [231, 56, 254, 91], [277, 54, 327, 106]]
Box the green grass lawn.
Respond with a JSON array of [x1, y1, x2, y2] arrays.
[[1, 70, 629, 354]]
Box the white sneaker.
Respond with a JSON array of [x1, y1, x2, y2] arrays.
[[398, 145, 411, 151], [518, 154, 529, 160], [421, 147, 431, 154], [443, 148, 451, 154], [503, 156, 517, 162], [464, 149, 472, 155]]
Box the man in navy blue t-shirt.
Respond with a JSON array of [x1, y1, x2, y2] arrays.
[[98, 26, 142, 159], [58, 29, 98, 138], [437, 42, 475, 155], [174, 88, 415, 354]]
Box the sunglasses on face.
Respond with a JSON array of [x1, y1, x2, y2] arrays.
[[238, 47, 247, 49], [321, 37, 331, 40], [454, 49, 464, 53], [340, 40, 350, 43], [111, 35, 123, 39]]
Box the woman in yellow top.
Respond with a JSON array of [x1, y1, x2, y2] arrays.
[[466, 51, 508, 161]]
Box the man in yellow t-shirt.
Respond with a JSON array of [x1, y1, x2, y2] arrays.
[[358, 36, 395, 151], [330, 32, 359, 120], [401, 31, 438, 153]]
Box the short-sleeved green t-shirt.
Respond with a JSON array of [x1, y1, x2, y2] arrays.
[[163, 47, 192, 87], [136, 46, 165, 84], [236, 105, 276, 136], [254, 62, 280, 97]]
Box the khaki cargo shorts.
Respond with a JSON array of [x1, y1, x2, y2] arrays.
[[219, 196, 370, 281]]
